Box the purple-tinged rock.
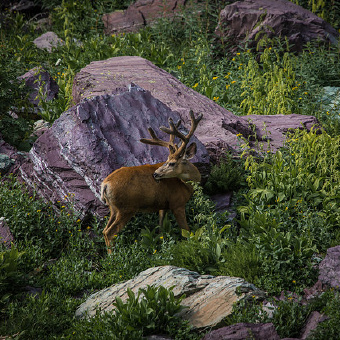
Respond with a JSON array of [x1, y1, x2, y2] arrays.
[[202, 322, 280, 340], [318, 245, 340, 289], [19, 66, 59, 106], [215, 0, 339, 52], [19, 88, 209, 218]]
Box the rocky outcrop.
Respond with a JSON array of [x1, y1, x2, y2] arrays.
[[33, 32, 64, 52], [75, 266, 263, 329], [72, 56, 321, 157], [71, 57, 253, 160], [103, 0, 199, 34], [318, 245, 340, 289], [0, 218, 14, 248], [202, 322, 280, 340], [18, 87, 209, 218], [13, 58, 322, 219], [245, 114, 321, 151], [0, 134, 27, 175], [299, 311, 328, 340], [18, 66, 59, 106], [216, 0, 339, 52]]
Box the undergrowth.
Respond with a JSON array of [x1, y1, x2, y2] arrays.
[[1, 0, 340, 338]]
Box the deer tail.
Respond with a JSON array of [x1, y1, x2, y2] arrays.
[[100, 182, 108, 205]]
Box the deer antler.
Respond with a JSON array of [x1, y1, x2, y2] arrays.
[[160, 110, 203, 156], [140, 120, 181, 154]]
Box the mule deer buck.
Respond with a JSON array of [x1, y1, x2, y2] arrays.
[[100, 110, 203, 253]]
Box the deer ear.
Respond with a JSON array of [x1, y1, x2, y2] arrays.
[[184, 143, 197, 160]]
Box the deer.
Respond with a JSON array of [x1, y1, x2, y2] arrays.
[[100, 110, 203, 254]]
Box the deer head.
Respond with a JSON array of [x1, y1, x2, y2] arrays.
[[140, 110, 203, 183]]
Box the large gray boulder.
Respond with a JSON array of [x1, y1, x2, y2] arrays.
[[18, 87, 209, 218], [75, 265, 263, 329], [33, 31, 64, 52], [215, 0, 339, 52]]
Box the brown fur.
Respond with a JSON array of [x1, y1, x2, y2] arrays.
[[101, 162, 200, 253]]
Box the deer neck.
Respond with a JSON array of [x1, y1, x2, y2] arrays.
[[178, 165, 201, 183]]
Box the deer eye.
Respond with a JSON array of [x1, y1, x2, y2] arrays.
[[168, 162, 176, 167]]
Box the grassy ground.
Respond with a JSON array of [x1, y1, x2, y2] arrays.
[[1, 0, 340, 339]]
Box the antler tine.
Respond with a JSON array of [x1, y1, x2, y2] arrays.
[[140, 127, 171, 148], [169, 119, 181, 145], [160, 111, 203, 155], [160, 118, 182, 143], [188, 110, 203, 136]]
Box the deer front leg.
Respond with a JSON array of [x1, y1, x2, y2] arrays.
[[172, 207, 189, 231]]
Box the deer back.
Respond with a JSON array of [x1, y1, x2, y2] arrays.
[[101, 163, 193, 213]]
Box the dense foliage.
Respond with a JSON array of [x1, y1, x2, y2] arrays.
[[1, 0, 340, 339]]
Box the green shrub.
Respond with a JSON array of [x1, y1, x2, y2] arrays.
[[157, 238, 213, 274], [237, 129, 339, 293], [205, 153, 246, 194], [226, 293, 313, 339], [220, 241, 262, 283], [239, 40, 313, 116], [0, 247, 25, 312], [0, 176, 83, 258], [0, 290, 77, 339], [309, 291, 340, 340], [70, 285, 197, 340]]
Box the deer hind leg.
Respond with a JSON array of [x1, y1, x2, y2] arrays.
[[103, 210, 134, 254], [172, 207, 189, 231], [158, 209, 167, 227]]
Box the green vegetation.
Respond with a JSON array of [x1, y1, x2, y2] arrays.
[[1, 0, 340, 338]]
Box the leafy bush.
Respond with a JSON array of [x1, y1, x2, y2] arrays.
[[239, 40, 310, 115], [226, 293, 313, 339], [310, 291, 340, 340], [70, 285, 197, 340], [237, 129, 340, 293], [0, 247, 25, 312], [205, 152, 246, 194], [0, 290, 77, 339], [220, 241, 262, 283], [0, 176, 84, 258]]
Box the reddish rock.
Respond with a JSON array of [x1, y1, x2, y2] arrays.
[[72, 56, 322, 157], [0, 218, 14, 248], [19, 66, 59, 106], [318, 245, 340, 289], [72, 56, 256, 157], [300, 311, 328, 339], [103, 0, 199, 34], [246, 114, 321, 151], [202, 322, 280, 340], [19, 88, 209, 219], [216, 0, 339, 52]]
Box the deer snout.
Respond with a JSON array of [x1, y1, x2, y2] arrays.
[[153, 172, 161, 182]]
